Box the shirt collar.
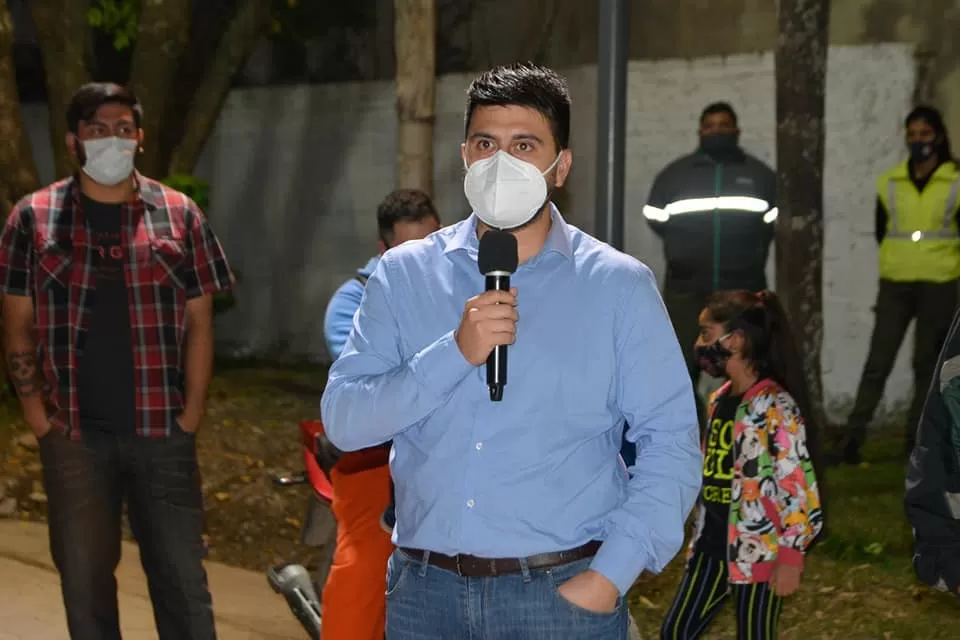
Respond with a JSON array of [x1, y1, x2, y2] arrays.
[[443, 203, 574, 263], [68, 171, 161, 210]]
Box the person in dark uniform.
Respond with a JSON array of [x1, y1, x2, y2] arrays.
[[905, 304, 960, 597], [644, 102, 778, 421]]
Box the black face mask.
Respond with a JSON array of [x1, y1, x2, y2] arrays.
[[699, 132, 740, 157], [909, 141, 936, 164], [695, 334, 732, 378]]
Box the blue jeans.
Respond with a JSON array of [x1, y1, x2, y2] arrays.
[[385, 550, 629, 639]]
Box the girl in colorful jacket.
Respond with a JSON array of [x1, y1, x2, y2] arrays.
[[661, 289, 824, 639]]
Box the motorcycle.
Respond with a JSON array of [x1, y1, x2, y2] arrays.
[[267, 419, 338, 640]]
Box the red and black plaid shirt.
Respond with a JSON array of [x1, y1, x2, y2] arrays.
[[0, 173, 234, 439]]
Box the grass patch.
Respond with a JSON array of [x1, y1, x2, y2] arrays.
[[628, 428, 959, 639]]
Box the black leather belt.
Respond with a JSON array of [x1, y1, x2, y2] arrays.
[[398, 540, 602, 577]]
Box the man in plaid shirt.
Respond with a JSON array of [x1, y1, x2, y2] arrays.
[[0, 83, 233, 640]]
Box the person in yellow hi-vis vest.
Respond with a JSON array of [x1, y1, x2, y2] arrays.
[[836, 106, 960, 465]]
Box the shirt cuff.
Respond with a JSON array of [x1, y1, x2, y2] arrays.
[[589, 532, 649, 596], [408, 330, 476, 399]]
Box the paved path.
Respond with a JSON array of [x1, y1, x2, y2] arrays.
[[0, 520, 306, 639]]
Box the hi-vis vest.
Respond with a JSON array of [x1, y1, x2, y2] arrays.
[[877, 160, 960, 283]]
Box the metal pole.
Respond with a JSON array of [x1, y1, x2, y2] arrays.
[[594, 0, 629, 250]]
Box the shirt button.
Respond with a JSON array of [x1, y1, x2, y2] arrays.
[[475, 442, 483, 450], [466, 499, 475, 508]]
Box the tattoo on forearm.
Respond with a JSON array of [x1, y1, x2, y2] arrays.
[[7, 350, 41, 397]]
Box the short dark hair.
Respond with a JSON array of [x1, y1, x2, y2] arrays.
[[700, 101, 738, 126], [906, 104, 953, 162], [66, 82, 143, 134], [465, 62, 571, 151], [377, 189, 439, 243]]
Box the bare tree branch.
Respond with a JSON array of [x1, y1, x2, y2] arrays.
[[0, 0, 39, 215], [167, 0, 273, 176], [395, 0, 436, 195], [30, 0, 92, 179], [775, 0, 830, 430], [129, 0, 192, 178]]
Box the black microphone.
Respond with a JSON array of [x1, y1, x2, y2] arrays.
[[477, 230, 519, 402]]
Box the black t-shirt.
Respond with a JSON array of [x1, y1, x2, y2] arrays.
[[696, 391, 742, 559], [76, 194, 136, 430]]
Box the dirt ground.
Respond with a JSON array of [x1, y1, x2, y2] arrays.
[[1, 363, 957, 639], [0, 362, 328, 576]]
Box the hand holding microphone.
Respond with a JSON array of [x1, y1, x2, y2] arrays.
[[454, 230, 519, 401]]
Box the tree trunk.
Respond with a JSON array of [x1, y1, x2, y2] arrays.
[[129, 0, 192, 179], [30, 0, 92, 180], [394, 0, 436, 196], [0, 0, 40, 216], [775, 0, 830, 489], [167, 0, 273, 176]]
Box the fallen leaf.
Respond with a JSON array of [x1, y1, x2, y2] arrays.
[[215, 492, 231, 502]]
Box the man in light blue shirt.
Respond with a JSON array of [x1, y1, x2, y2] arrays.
[[324, 189, 442, 360], [319, 189, 440, 638], [321, 62, 702, 639]]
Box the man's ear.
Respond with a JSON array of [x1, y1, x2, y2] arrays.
[[554, 148, 573, 188], [137, 128, 145, 152], [66, 133, 83, 165]]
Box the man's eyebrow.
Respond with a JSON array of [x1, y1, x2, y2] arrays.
[[512, 133, 544, 143], [467, 132, 545, 144]]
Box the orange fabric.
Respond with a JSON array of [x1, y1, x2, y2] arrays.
[[321, 462, 394, 640], [337, 445, 391, 475]]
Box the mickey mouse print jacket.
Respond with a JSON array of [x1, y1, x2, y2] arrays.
[[687, 378, 824, 583]]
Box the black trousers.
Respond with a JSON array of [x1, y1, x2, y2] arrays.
[[846, 279, 959, 452], [39, 427, 215, 640], [661, 552, 783, 640]]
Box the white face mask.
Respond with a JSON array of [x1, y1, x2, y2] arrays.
[[463, 150, 561, 229], [81, 137, 137, 186]]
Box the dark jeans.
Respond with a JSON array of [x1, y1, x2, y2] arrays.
[[39, 426, 215, 640], [845, 279, 959, 452], [385, 551, 628, 639]]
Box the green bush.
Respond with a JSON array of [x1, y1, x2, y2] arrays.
[[161, 174, 211, 211]]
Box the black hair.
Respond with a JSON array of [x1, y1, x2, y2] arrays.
[[906, 105, 953, 163], [705, 290, 819, 456], [66, 82, 143, 134], [376, 189, 439, 245], [465, 62, 571, 151], [700, 101, 738, 127]]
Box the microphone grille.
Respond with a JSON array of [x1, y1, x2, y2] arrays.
[[478, 230, 519, 275]]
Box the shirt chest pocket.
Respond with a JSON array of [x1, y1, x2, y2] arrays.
[[150, 238, 187, 289], [37, 248, 72, 292], [132, 238, 187, 289]]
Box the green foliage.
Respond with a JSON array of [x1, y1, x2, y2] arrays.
[[87, 0, 373, 54], [269, 0, 375, 41], [87, 0, 140, 51], [162, 173, 210, 211]]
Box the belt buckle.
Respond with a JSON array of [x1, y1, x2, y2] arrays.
[[455, 554, 463, 576]]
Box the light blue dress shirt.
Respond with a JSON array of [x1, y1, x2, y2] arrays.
[[323, 256, 380, 360], [321, 207, 702, 595]]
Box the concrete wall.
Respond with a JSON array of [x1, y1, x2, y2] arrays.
[[17, 41, 917, 420], [133, 42, 906, 419]]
